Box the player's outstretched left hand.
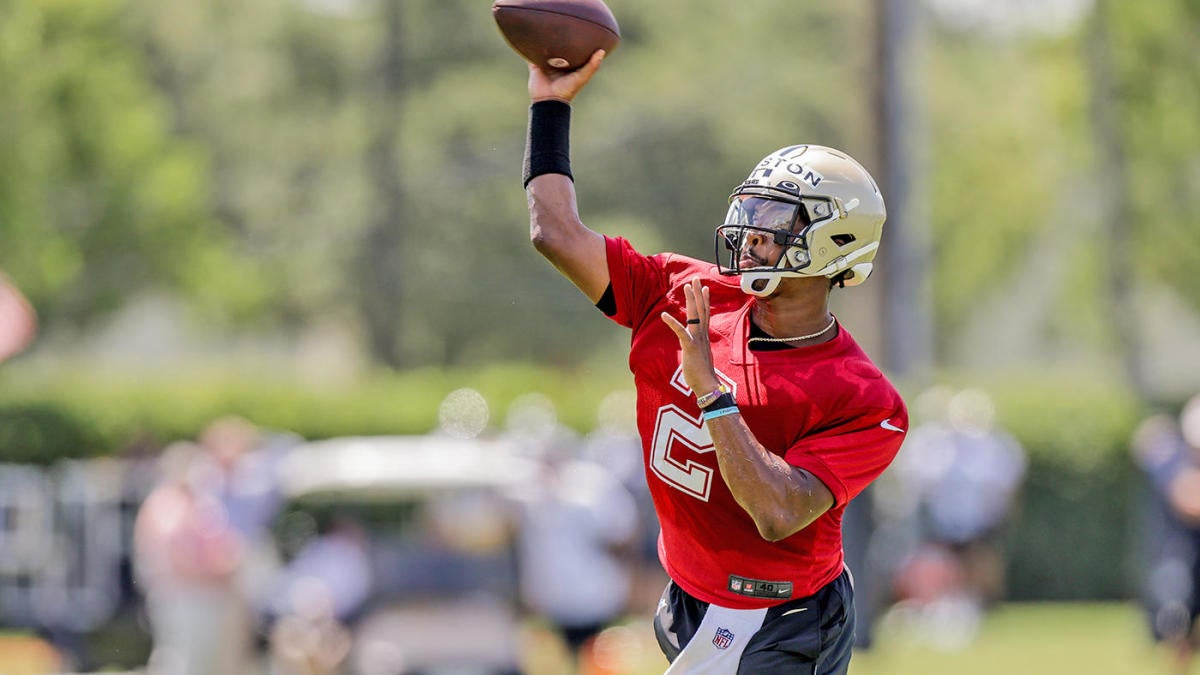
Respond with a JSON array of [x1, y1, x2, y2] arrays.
[[661, 278, 721, 399]]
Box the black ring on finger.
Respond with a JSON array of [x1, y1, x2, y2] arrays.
[[686, 319, 701, 325]]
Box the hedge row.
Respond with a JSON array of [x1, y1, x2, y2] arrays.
[[984, 376, 1145, 601], [0, 365, 1154, 600], [0, 363, 637, 463]]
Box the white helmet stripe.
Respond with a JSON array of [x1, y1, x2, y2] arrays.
[[810, 242, 880, 278]]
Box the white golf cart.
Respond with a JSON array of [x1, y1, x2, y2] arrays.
[[273, 434, 539, 675]]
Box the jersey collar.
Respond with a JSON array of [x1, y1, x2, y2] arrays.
[[728, 300, 845, 366]]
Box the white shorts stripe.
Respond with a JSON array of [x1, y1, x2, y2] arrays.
[[663, 604, 768, 674]]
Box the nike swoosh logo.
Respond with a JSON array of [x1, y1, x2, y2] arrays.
[[880, 419, 905, 432], [781, 608, 809, 617]]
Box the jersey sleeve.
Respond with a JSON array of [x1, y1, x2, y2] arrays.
[[603, 235, 669, 331], [784, 405, 908, 507]]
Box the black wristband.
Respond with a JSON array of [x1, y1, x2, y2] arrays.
[[700, 392, 735, 412], [523, 100, 573, 187]]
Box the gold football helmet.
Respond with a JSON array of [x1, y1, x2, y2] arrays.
[[716, 145, 887, 297]]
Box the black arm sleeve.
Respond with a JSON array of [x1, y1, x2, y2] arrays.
[[595, 282, 616, 317], [523, 100, 573, 187]]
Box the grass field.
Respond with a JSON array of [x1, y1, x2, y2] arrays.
[[527, 602, 1198, 675], [3, 602, 1195, 674], [848, 602, 1191, 675]]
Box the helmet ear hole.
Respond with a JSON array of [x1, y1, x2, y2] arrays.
[[831, 234, 856, 247]]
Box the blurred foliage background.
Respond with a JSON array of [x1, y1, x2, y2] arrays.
[[3, 0, 1197, 377], [1, 0, 1199, 604]]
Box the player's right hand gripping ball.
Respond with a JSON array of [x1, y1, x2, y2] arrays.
[[492, 0, 620, 71]]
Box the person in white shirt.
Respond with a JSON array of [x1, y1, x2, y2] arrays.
[[511, 436, 639, 672]]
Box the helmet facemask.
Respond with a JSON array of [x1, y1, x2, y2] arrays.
[[715, 189, 837, 297]]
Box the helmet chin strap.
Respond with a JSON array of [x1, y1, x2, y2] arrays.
[[739, 271, 785, 297], [739, 264, 875, 296]]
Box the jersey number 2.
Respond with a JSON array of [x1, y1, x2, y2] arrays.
[[650, 404, 715, 502]]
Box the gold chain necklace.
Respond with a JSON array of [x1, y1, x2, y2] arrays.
[[747, 316, 836, 344]]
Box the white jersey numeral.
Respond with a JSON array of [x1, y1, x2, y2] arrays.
[[650, 404, 715, 502]]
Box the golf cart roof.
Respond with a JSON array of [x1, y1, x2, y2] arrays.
[[278, 435, 537, 502]]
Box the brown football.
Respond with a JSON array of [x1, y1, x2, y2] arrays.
[[492, 0, 621, 71]]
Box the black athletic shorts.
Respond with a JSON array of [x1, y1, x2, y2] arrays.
[[653, 568, 856, 674]]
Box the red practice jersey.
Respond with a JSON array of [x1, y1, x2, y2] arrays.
[[603, 236, 908, 609]]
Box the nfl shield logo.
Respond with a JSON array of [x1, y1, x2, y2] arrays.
[[713, 627, 735, 650]]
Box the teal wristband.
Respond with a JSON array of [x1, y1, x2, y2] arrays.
[[702, 405, 740, 422]]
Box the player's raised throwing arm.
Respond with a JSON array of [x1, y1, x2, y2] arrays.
[[524, 51, 610, 303]]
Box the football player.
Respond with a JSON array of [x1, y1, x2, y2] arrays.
[[520, 50, 907, 673]]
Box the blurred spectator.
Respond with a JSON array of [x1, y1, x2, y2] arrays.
[[853, 386, 954, 650], [266, 514, 371, 675], [1133, 395, 1200, 675], [133, 441, 255, 675], [0, 272, 37, 364], [505, 394, 639, 674], [579, 390, 666, 615], [193, 416, 298, 629], [134, 416, 297, 674], [887, 387, 1027, 648]]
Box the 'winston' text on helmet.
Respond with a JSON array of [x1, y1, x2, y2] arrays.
[[715, 145, 887, 297]]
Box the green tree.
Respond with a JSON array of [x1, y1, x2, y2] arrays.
[[1105, 0, 1200, 310], [10, 0, 1196, 378], [0, 0, 220, 329]]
